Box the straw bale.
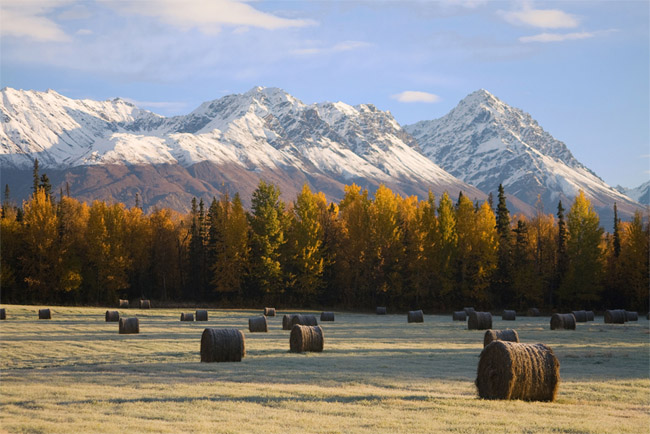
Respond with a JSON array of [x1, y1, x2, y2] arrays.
[[249, 315, 268, 332], [550, 313, 576, 330], [468, 311, 492, 330], [38, 309, 51, 319], [483, 329, 520, 347], [200, 328, 245, 362], [320, 312, 335, 321], [290, 325, 324, 353], [105, 310, 120, 322], [502, 310, 516, 321], [181, 312, 194, 321], [196, 310, 208, 321], [407, 310, 424, 323], [604, 309, 626, 324], [452, 311, 466, 321], [118, 317, 139, 334]]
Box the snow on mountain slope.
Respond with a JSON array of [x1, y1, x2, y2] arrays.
[[616, 181, 650, 206], [405, 89, 643, 221]]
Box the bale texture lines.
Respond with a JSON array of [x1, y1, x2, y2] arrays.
[[407, 310, 424, 323], [625, 311, 638, 321], [105, 310, 120, 322], [320, 312, 335, 321], [550, 313, 576, 330], [502, 310, 516, 321], [291, 314, 318, 327], [119, 317, 139, 334], [249, 315, 268, 332], [282, 314, 297, 330], [586, 311, 595, 321], [181, 312, 194, 321], [196, 310, 208, 321], [264, 307, 276, 317], [468, 311, 492, 330], [200, 328, 245, 362], [604, 309, 626, 324], [290, 325, 324, 353], [38, 309, 51, 319], [119, 299, 129, 308], [483, 329, 520, 347], [572, 310, 588, 322]]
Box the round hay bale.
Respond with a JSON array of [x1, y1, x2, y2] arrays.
[[200, 328, 245, 362], [119, 299, 129, 308], [0, 308, 6, 320], [464, 307, 476, 315], [468, 311, 492, 330], [264, 307, 276, 317], [502, 310, 516, 321], [376, 306, 387, 315], [483, 329, 520, 347], [181, 312, 194, 322], [118, 317, 139, 334], [249, 315, 268, 332], [407, 310, 424, 323], [105, 310, 120, 322], [625, 311, 638, 321], [38, 309, 51, 319], [527, 308, 540, 317], [291, 314, 318, 327], [586, 311, 595, 321], [550, 313, 576, 330], [604, 309, 626, 324], [195, 310, 208, 321], [571, 310, 588, 322], [452, 311, 467, 321], [320, 312, 335, 322], [290, 324, 324, 353], [476, 341, 560, 401], [139, 299, 151, 309], [282, 314, 297, 330]]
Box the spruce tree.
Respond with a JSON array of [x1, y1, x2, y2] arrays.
[[32, 158, 40, 195], [39, 174, 52, 199], [612, 203, 621, 258], [494, 184, 513, 305], [555, 200, 568, 304]]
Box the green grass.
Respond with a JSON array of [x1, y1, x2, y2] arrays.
[[0, 305, 648, 433]]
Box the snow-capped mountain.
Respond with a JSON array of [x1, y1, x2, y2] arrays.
[[0, 87, 484, 210], [405, 90, 643, 223], [616, 181, 650, 206]]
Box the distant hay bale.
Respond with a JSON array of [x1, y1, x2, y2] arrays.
[[249, 315, 268, 332], [476, 341, 560, 401], [464, 307, 476, 315], [550, 313, 576, 330], [119, 299, 129, 308], [282, 314, 297, 330], [586, 311, 595, 321], [320, 312, 335, 322], [105, 310, 120, 322], [264, 307, 276, 317], [200, 328, 245, 362], [291, 314, 318, 327], [376, 307, 387, 315], [0, 308, 5, 320], [625, 311, 638, 321], [571, 310, 588, 322], [604, 309, 626, 324], [527, 308, 540, 317], [139, 300, 151, 309], [468, 311, 492, 330], [290, 325, 324, 353], [180, 312, 194, 322], [195, 310, 208, 321], [483, 329, 520, 347], [118, 317, 139, 334], [502, 310, 516, 321], [453, 311, 467, 321], [407, 310, 424, 323], [38, 309, 51, 320]]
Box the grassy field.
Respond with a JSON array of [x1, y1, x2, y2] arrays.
[[0, 305, 648, 433]]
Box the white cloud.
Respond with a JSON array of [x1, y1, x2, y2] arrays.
[[519, 32, 594, 43], [391, 91, 441, 103], [291, 40, 370, 56], [103, 0, 315, 33], [58, 4, 92, 20], [501, 7, 579, 29], [0, 0, 74, 42]]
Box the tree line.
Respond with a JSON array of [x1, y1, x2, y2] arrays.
[[1, 176, 648, 312]]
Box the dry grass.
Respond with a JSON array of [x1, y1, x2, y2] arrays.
[[0, 305, 648, 433]]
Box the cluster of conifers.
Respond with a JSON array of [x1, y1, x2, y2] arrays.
[[1, 304, 643, 402]]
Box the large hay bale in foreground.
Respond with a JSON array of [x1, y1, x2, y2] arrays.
[[119, 317, 139, 334], [200, 328, 245, 362], [119, 299, 129, 308], [502, 310, 516, 321], [0, 308, 5, 320], [452, 311, 466, 321], [196, 310, 208, 321], [604, 309, 626, 324], [464, 307, 476, 315], [264, 307, 276, 317], [407, 310, 424, 323], [476, 341, 560, 401], [38, 309, 51, 320], [181, 312, 194, 322], [571, 310, 588, 322], [105, 310, 120, 322], [468, 311, 492, 330], [527, 308, 540, 317], [139, 299, 151, 309], [550, 313, 576, 330], [290, 325, 324, 353], [282, 314, 297, 330], [483, 329, 519, 347], [249, 315, 268, 332], [291, 314, 318, 327], [625, 311, 638, 321], [320, 312, 335, 322], [376, 307, 387, 315], [586, 311, 595, 321]]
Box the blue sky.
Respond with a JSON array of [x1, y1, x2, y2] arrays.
[[1, 0, 648, 188]]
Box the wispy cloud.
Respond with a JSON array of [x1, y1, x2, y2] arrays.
[[500, 5, 579, 29], [391, 91, 441, 103], [291, 40, 371, 56], [103, 0, 316, 34], [520, 32, 594, 43], [0, 0, 74, 42]]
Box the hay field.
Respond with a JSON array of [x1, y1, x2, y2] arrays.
[[0, 305, 648, 433]]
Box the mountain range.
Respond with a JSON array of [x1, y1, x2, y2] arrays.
[[0, 86, 645, 225]]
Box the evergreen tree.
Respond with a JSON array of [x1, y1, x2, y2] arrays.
[[612, 203, 621, 258], [434, 192, 457, 307], [554, 200, 568, 305], [512, 218, 542, 309], [494, 184, 513, 305], [39, 174, 52, 199], [187, 198, 205, 300], [32, 158, 40, 195]]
